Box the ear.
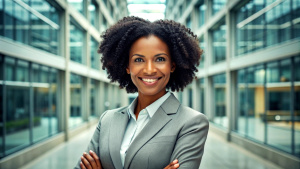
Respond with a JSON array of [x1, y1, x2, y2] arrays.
[[171, 62, 176, 73], [126, 67, 130, 74]]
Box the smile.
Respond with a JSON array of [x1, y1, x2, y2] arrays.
[[138, 77, 162, 85]]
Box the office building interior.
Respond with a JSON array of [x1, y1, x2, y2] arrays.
[[0, 0, 300, 168]]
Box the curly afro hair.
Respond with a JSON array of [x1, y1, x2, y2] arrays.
[[98, 16, 203, 93]]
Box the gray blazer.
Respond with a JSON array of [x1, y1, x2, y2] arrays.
[[75, 94, 209, 169]]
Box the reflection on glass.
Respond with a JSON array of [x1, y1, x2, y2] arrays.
[[200, 78, 205, 114], [49, 69, 58, 134], [90, 79, 96, 117], [186, 15, 191, 29], [212, 20, 226, 63], [68, 0, 84, 15], [212, 73, 227, 128], [69, 73, 83, 128], [266, 59, 292, 153], [197, 1, 206, 28], [90, 37, 99, 69], [295, 56, 300, 156], [188, 88, 193, 108], [6, 86, 30, 154], [236, 0, 300, 56], [16, 60, 29, 82], [2, 0, 60, 55], [70, 21, 84, 64], [212, 0, 226, 15], [198, 36, 205, 68], [89, 2, 97, 27], [247, 65, 265, 142], [237, 69, 246, 135], [0, 56, 3, 157]]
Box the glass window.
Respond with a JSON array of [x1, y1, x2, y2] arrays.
[[295, 56, 300, 157], [236, 69, 247, 135], [70, 20, 84, 64], [186, 15, 191, 29], [2, 0, 60, 55], [69, 73, 83, 128], [0, 56, 3, 158], [196, 1, 206, 28], [49, 69, 58, 135], [188, 88, 193, 108], [33, 65, 50, 142], [266, 59, 292, 153], [198, 36, 205, 68], [212, 20, 226, 63], [89, 1, 98, 28], [212, 73, 227, 128], [5, 58, 30, 155], [200, 78, 205, 114], [247, 65, 265, 142], [212, 0, 226, 15], [5, 84, 30, 154], [68, 0, 85, 16], [90, 79, 97, 117], [90, 37, 99, 69], [16, 60, 29, 82], [236, 0, 299, 56]]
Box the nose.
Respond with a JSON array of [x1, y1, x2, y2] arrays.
[[143, 61, 157, 75]]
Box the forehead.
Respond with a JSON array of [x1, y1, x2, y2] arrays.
[[129, 35, 170, 55]]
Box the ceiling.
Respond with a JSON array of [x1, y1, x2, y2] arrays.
[[127, 0, 166, 22]]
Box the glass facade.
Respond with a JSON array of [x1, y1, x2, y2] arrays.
[[89, 1, 98, 28], [68, 0, 85, 16], [199, 78, 205, 114], [90, 37, 99, 70], [0, 56, 59, 158], [236, 56, 300, 156], [212, 73, 227, 128], [236, 0, 300, 56], [198, 36, 205, 68], [196, 0, 206, 28], [211, 20, 226, 63], [90, 79, 96, 117], [70, 20, 84, 64], [212, 0, 226, 15], [1, 0, 60, 55], [69, 73, 83, 128]]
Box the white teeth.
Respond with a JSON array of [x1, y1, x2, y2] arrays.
[[142, 78, 158, 83]]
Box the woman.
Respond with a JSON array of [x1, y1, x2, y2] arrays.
[[75, 16, 209, 169]]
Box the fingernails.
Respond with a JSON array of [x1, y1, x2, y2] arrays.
[[90, 150, 93, 153], [83, 152, 87, 155], [173, 159, 178, 163], [174, 164, 179, 167]]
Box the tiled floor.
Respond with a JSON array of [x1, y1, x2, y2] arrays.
[[20, 124, 283, 169]]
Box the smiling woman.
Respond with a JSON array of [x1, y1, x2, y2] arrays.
[[74, 16, 209, 169]]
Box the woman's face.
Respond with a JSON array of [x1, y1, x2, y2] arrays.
[[127, 35, 175, 97]]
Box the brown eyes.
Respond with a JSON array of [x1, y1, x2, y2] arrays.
[[133, 57, 166, 62]]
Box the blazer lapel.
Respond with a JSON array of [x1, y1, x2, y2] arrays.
[[109, 109, 129, 169], [124, 94, 180, 169]]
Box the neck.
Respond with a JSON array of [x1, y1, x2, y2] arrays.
[[134, 90, 167, 118]]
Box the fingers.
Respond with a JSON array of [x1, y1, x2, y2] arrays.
[[81, 152, 98, 169], [164, 159, 180, 169], [80, 162, 87, 169], [89, 150, 102, 169]]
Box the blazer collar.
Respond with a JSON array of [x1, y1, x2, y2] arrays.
[[124, 93, 180, 169], [109, 108, 129, 169]]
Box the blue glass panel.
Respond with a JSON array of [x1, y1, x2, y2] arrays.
[[212, 20, 226, 63], [69, 73, 83, 128], [70, 21, 84, 64], [213, 73, 227, 128]]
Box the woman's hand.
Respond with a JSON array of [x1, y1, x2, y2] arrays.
[[164, 159, 180, 169], [80, 150, 102, 169]]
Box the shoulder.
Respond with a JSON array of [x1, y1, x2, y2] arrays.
[[100, 106, 128, 119], [178, 105, 208, 122]]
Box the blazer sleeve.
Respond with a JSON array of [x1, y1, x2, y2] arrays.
[[170, 113, 209, 169], [74, 111, 108, 169]]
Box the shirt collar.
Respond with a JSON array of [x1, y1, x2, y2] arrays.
[[127, 92, 171, 119]]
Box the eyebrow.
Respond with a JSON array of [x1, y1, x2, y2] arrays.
[[131, 53, 169, 58]]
